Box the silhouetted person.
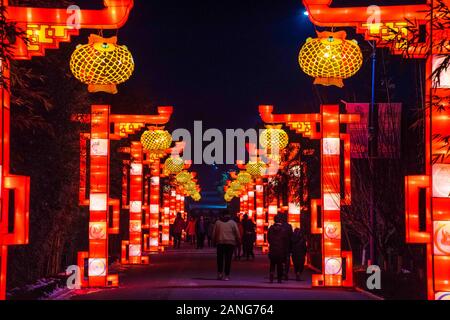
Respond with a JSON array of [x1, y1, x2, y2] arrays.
[[242, 214, 256, 260], [172, 212, 185, 249], [268, 215, 290, 283], [196, 216, 207, 249], [233, 215, 244, 260], [186, 216, 197, 246], [291, 228, 308, 281], [207, 218, 216, 247], [212, 211, 241, 281], [278, 213, 293, 280]]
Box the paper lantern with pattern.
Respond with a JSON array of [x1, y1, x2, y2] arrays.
[[237, 172, 252, 185], [70, 34, 134, 94], [164, 156, 184, 175], [260, 125, 289, 152], [176, 171, 192, 184], [246, 161, 267, 178], [141, 129, 172, 158], [299, 31, 362, 88]]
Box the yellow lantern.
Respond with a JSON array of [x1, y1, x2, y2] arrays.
[[224, 193, 234, 202], [176, 171, 192, 184], [299, 31, 362, 88], [230, 181, 243, 192], [141, 129, 172, 158], [192, 193, 201, 202], [185, 181, 197, 191], [164, 156, 184, 175], [260, 125, 289, 152], [246, 161, 267, 178], [237, 172, 252, 185], [70, 34, 134, 94]]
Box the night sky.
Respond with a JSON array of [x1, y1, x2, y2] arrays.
[[72, 0, 423, 193]]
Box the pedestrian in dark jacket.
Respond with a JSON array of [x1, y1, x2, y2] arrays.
[[278, 213, 293, 280], [268, 215, 290, 283], [172, 212, 186, 249], [242, 214, 256, 260], [291, 228, 307, 281], [196, 216, 207, 249]]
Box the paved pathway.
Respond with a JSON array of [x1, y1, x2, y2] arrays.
[[71, 246, 373, 300]]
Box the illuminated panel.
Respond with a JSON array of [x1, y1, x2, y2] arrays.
[[288, 202, 300, 230], [162, 192, 170, 246], [255, 180, 265, 246], [321, 105, 342, 287], [124, 142, 146, 264], [149, 160, 161, 252], [86, 105, 110, 287], [248, 188, 255, 219]]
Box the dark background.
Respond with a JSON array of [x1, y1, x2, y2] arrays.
[[71, 0, 424, 192]]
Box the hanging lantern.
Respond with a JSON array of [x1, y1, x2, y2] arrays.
[[237, 172, 252, 185], [185, 181, 197, 191], [70, 34, 134, 94], [246, 161, 267, 178], [192, 193, 201, 202], [141, 129, 172, 158], [176, 171, 192, 184], [224, 193, 234, 202], [260, 125, 289, 152], [299, 31, 362, 88], [164, 156, 184, 175], [230, 181, 243, 192]]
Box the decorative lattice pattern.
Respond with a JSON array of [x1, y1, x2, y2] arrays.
[[141, 130, 172, 152], [70, 39, 134, 92], [299, 31, 362, 88], [164, 157, 184, 174], [237, 172, 252, 185], [260, 126, 289, 151], [246, 161, 267, 178]]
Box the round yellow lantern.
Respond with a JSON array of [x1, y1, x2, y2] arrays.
[[224, 193, 234, 202], [192, 193, 201, 202], [230, 181, 243, 192], [164, 156, 184, 175], [260, 125, 289, 152], [299, 31, 362, 88], [176, 171, 192, 184], [141, 129, 172, 158], [246, 161, 267, 178], [237, 172, 252, 185], [70, 34, 134, 94]]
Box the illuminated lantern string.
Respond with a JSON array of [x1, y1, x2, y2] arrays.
[[246, 161, 267, 178], [141, 129, 172, 159], [260, 125, 289, 152], [299, 31, 362, 88], [237, 171, 252, 185], [164, 156, 184, 175], [70, 34, 134, 94]]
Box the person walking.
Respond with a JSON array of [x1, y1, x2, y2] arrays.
[[233, 215, 244, 260], [267, 215, 290, 283], [291, 228, 307, 281], [279, 213, 293, 280], [172, 212, 186, 249], [212, 211, 241, 281], [207, 218, 216, 247], [242, 214, 256, 260], [196, 215, 207, 249], [186, 216, 197, 246]]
